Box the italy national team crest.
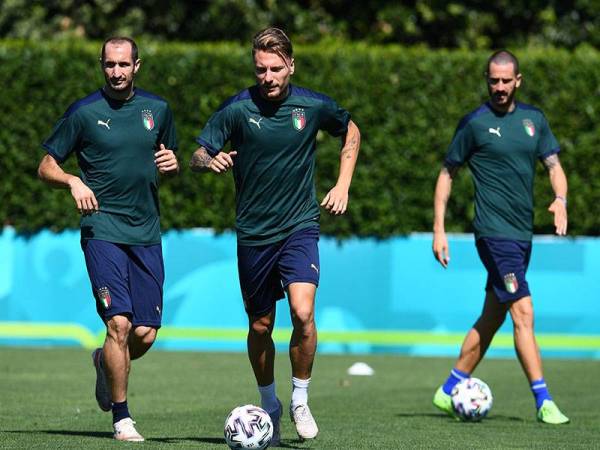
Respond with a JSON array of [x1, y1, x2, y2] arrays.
[[503, 273, 518, 294], [97, 287, 112, 310], [522, 119, 535, 137], [292, 108, 306, 131], [142, 109, 154, 131]]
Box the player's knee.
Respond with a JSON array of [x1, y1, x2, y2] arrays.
[[249, 315, 273, 337], [106, 315, 132, 344], [134, 326, 157, 346], [512, 313, 534, 331], [291, 306, 315, 331], [512, 308, 534, 330]]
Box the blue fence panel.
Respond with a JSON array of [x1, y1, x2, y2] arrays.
[[1, 227, 598, 357]]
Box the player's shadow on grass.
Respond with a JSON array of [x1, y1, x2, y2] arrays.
[[395, 412, 453, 419], [482, 414, 524, 422], [6, 430, 113, 439], [8, 430, 307, 447], [395, 413, 524, 422], [270, 440, 307, 449], [146, 436, 306, 448], [148, 437, 225, 444]]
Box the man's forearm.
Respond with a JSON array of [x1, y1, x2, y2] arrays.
[[549, 165, 568, 200], [543, 154, 568, 200], [433, 167, 454, 233], [189, 147, 214, 172], [38, 154, 78, 189], [336, 120, 360, 189]]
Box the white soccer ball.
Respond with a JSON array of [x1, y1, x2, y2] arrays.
[[451, 377, 493, 422], [224, 404, 273, 449]]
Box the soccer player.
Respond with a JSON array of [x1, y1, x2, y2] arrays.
[[37, 37, 179, 441], [431, 50, 569, 424], [190, 27, 360, 444]]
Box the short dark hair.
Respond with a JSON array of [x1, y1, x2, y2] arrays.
[[101, 37, 138, 63], [252, 27, 293, 61], [486, 49, 520, 76]]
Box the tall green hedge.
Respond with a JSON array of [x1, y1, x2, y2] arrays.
[[2, 41, 599, 237]]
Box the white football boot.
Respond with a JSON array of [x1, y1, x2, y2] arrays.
[[290, 403, 319, 440], [113, 417, 144, 442]]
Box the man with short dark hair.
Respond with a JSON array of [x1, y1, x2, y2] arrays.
[[190, 27, 360, 444], [431, 50, 569, 424], [38, 37, 179, 441]]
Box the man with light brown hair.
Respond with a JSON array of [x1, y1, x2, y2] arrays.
[[191, 27, 360, 444]]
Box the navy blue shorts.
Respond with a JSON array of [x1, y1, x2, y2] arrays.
[[237, 226, 320, 317], [81, 239, 164, 328], [476, 237, 532, 303]]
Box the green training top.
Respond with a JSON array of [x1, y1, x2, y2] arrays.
[[445, 101, 559, 241], [42, 88, 178, 245], [197, 84, 350, 246]]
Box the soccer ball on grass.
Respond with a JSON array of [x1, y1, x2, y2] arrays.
[[224, 404, 273, 449], [451, 377, 493, 422]]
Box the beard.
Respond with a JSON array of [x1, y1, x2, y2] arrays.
[[261, 84, 278, 95], [489, 87, 516, 110]]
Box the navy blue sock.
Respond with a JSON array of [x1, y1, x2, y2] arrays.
[[112, 400, 130, 424], [531, 378, 552, 409], [442, 368, 470, 395]]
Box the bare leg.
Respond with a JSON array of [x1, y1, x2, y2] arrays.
[[128, 326, 158, 360], [510, 297, 569, 423], [509, 296, 543, 382], [247, 308, 276, 386], [455, 290, 508, 373], [103, 315, 132, 403], [287, 282, 317, 379], [287, 282, 319, 439]]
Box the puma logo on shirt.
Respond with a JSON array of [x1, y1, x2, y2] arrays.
[[488, 127, 501, 137], [248, 117, 263, 129], [97, 119, 111, 130]]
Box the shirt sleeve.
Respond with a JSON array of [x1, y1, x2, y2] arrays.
[[159, 103, 178, 152], [196, 105, 235, 157], [444, 118, 475, 167], [537, 113, 560, 159], [319, 97, 351, 137], [41, 110, 82, 163]]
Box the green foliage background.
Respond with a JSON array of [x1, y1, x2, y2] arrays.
[[2, 41, 599, 237], [3, 0, 600, 49]]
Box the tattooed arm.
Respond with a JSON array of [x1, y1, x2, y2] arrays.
[[543, 153, 568, 235], [432, 164, 460, 268], [190, 146, 237, 174], [320, 120, 361, 215]]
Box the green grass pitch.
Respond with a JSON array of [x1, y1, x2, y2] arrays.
[[0, 347, 598, 449]]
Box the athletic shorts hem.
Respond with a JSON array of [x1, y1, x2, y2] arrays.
[[103, 310, 133, 321], [485, 286, 531, 304], [131, 321, 162, 329], [282, 278, 319, 289], [246, 302, 279, 318], [104, 312, 161, 329]]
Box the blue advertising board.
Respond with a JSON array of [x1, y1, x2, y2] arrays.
[[1, 227, 598, 358]]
